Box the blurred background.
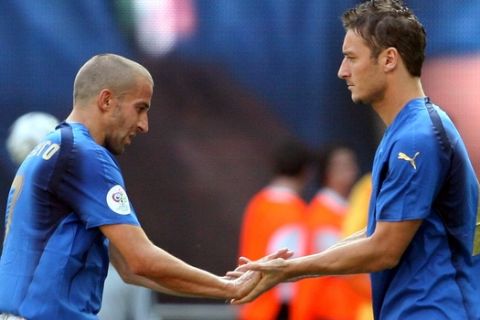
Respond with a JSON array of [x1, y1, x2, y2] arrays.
[[0, 1, 478, 319]]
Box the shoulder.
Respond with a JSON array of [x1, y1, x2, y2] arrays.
[[63, 123, 122, 179], [68, 123, 116, 162], [390, 105, 440, 155], [380, 103, 451, 175], [69, 124, 106, 155]]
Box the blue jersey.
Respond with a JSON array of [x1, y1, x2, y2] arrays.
[[0, 122, 140, 319], [368, 98, 480, 319]]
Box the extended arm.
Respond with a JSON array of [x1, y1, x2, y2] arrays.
[[109, 243, 197, 297], [101, 224, 258, 300], [288, 221, 419, 276], [233, 219, 421, 303], [275, 227, 367, 282]]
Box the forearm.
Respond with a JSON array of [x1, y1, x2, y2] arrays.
[[284, 229, 368, 282], [110, 244, 195, 297], [329, 228, 366, 249], [107, 229, 235, 299], [104, 224, 258, 300], [231, 220, 422, 304], [285, 234, 395, 280], [135, 246, 234, 299], [123, 271, 192, 297]]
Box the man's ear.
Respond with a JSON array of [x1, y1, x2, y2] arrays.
[[97, 89, 113, 112], [382, 47, 399, 73]]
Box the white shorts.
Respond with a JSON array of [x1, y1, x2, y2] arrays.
[[0, 314, 26, 320]]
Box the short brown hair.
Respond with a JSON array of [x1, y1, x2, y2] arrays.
[[73, 53, 153, 105], [342, 0, 426, 77]]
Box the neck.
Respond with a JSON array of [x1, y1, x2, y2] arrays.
[[269, 176, 305, 194], [66, 107, 106, 146], [372, 77, 425, 126], [327, 184, 350, 199]]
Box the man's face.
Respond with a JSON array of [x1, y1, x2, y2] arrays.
[[104, 78, 153, 155], [338, 29, 386, 105]]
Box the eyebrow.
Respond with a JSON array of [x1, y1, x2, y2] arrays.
[[137, 102, 151, 111]]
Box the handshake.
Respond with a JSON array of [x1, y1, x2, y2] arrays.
[[222, 248, 295, 304]]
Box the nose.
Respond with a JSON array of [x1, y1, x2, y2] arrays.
[[337, 57, 349, 80], [138, 113, 149, 133]]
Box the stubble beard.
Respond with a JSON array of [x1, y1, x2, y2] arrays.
[[104, 137, 125, 155], [352, 86, 385, 107]]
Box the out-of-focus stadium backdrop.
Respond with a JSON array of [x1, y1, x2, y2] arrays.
[[0, 0, 479, 317]]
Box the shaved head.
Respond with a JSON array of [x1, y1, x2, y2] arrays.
[[73, 53, 153, 105]]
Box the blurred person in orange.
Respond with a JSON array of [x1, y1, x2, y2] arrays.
[[291, 143, 362, 320], [238, 140, 314, 320]]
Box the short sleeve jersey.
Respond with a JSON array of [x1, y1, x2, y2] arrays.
[[0, 122, 140, 319], [368, 98, 480, 319]]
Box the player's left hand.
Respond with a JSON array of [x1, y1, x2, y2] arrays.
[[224, 248, 294, 279]]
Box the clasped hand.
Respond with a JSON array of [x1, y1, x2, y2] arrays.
[[225, 248, 294, 304]]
